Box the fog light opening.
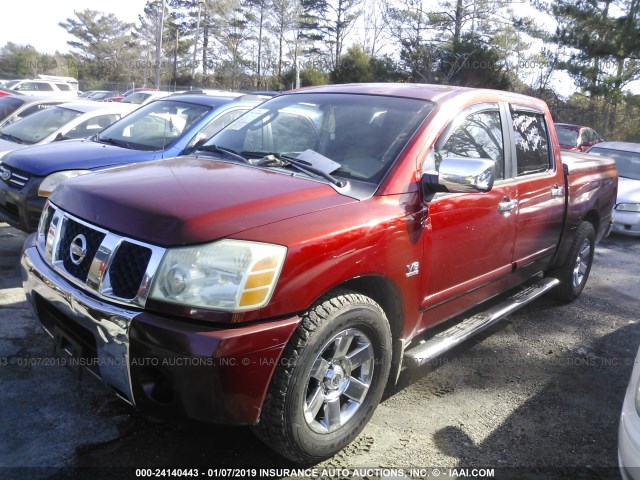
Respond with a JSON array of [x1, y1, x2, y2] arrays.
[[139, 367, 175, 405]]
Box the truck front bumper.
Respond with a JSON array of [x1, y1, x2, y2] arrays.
[[21, 235, 301, 425]]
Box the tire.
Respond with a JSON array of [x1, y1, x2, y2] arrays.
[[252, 290, 392, 463], [549, 221, 596, 302]]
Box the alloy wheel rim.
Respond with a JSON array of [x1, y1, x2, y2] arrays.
[[304, 328, 375, 434], [572, 239, 591, 288]]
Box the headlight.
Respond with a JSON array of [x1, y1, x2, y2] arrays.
[[616, 203, 640, 212], [38, 170, 92, 197], [149, 239, 287, 312]]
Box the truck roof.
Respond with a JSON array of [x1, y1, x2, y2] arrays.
[[288, 83, 548, 109]]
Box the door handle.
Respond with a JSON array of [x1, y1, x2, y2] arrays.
[[498, 197, 518, 214], [551, 185, 564, 198]]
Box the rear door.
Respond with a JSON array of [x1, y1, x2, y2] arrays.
[[420, 103, 518, 314], [507, 105, 564, 269]]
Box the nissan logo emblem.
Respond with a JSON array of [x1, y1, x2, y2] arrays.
[[0, 167, 10, 182], [69, 234, 88, 266]]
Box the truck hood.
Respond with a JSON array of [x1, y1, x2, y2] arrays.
[[1, 138, 158, 176], [51, 157, 357, 246], [617, 176, 640, 203]]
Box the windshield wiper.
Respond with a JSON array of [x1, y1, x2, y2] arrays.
[[197, 144, 250, 163], [98, 136, 134, 149], [241, 151, 346, 188], [0, 132, 25, 144]]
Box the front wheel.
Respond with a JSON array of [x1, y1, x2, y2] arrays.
[[252, 290, 392, 463], [549, 221, 596, 302]]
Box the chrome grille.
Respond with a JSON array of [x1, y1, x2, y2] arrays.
[[36, 202, 166, 308], [108, 242, 152, 299], [0, 164, 31, 189], [57, 217, 106, 282]]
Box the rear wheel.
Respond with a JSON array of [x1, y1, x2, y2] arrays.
[[252, 290, 391, 463], [549, 221, 596, 302]]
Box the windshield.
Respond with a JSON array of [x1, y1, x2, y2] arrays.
[[4, 80, 19, 89], [0, 105, 82, 144], [589, 147, 640, 180], [205, 93, 434, 184], [556, 127, 578, 146], [0, 97, 24, 119], [97, 99, 210, 151]]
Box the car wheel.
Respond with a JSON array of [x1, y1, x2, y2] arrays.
[[252, 290, 392, 463], [550, 221, 596, 302]]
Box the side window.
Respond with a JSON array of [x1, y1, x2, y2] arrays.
[[65, 114, 120, 139], [438, 109, 505, 180], [16, 82, 34, 91], [35, 82, 54, 91], [511, 110, 551, 176], [56, 83, 71, 91]]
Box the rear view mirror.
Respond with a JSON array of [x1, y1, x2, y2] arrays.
[[423, 157, 495, 194]]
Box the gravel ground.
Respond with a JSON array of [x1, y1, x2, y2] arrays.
[[0, 221, 638, 480]]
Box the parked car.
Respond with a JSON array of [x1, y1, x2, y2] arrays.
[[3, 79, 78, 97], [89, 91, 119, 101], [120, 90, 170, 105], [0, 96, 69, 129], [79, 90, 108, 99], [555, 123, 603, 152], [0, 87, 20, 97], [587, 141, 640, 236], [105, 87, 158, 102], [20, 84, 618, 462], [619, 344, 640, 480], [0, 101, 137, 159], [0, 94, 263, 232]]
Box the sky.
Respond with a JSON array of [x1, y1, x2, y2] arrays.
[[0, 0, 149, 54], [1, 0, 638, 97]]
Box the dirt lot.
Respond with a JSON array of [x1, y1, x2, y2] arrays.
[[1, 221, 638, 480]]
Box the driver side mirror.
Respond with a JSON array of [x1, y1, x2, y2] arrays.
[[422, 157, 495, 195], [185, 132, 208, 155]]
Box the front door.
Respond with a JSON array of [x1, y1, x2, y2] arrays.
[[420, 103, 519, 326]]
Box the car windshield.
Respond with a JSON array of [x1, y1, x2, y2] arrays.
[[556, 127, 578, 146], [0, 97, 24, 119], [3, 80, 20, 89], [205, 93, 434, 184], [97, 99, 210, 151], [0, 105, 82, 144], [589, 147, 640, 180]]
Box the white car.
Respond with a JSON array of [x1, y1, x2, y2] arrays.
[[3, 79, 78, 97], [620, 345, 640, 479], [0, 101, 138, 158], [588, 141, 640, 237]]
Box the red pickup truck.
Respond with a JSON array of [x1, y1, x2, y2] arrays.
[[21, 84, 617, 462]]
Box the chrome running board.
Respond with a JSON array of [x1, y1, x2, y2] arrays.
[[404, 277, 560, 368]]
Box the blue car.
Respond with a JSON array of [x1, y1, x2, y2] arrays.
[[0, 93, 263, 232]]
